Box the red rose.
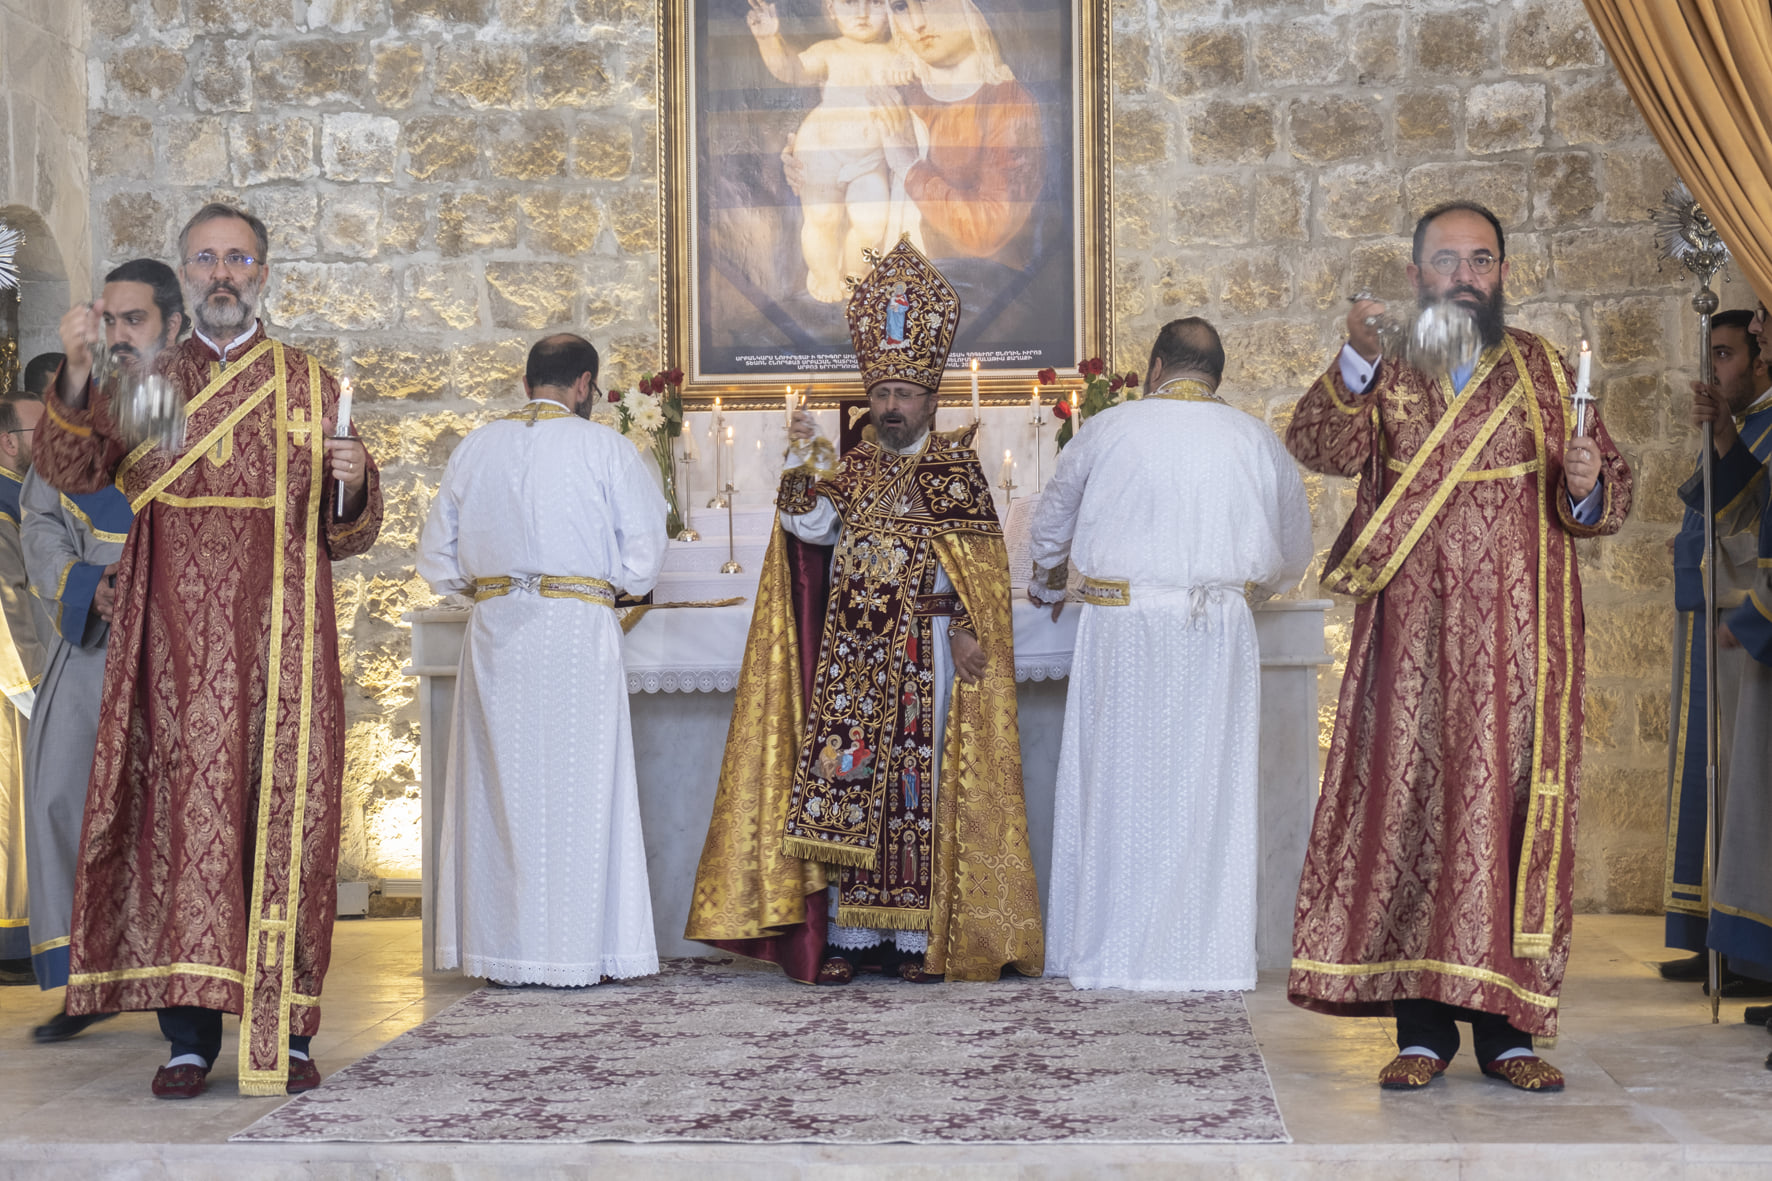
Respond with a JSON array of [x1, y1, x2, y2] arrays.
[[1125, 371, 1139, 388], [665, 367, 684, 385], [638, 377, 654, 395], [1053, 398, 1072, 420], [1037, 367, 1057, 385], [608, 387, 621, 403], [1108, 375, 1124, 393]]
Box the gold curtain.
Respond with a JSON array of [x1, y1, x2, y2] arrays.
[[1581, 0, 1772, 298]]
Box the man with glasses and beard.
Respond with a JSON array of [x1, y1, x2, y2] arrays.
[[1286, 202, 1634, 1093], [417, 334, 666, 988], [38, 204, 384, 1099], [688, 239, 1042, 986], [21, 259, 183, 1038]]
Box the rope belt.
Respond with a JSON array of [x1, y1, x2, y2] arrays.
[[473, 575, 616, 607], [913, 593, 963, 616]]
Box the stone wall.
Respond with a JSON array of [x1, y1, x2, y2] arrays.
[[1, 0, 90, 369], [77, 0, 1717, 910]]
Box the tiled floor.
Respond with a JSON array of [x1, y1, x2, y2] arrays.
[[1, 915, 1769, 1177]]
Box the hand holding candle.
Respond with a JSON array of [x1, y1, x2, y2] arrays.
[[325, 376, 367, 521], [1573, 339, 1594, 437]]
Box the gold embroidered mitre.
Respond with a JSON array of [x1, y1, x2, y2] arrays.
[[845, 237, 961, 394]]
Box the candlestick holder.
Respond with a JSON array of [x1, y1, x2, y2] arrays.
[[675, 432, 700, 541], [719, 483, 743, 573], [706, 414, 728, 508], [999, 471, 1018, 512], [1029, 401, 1046, 493]]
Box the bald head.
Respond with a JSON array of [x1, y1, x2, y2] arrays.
[[523, 333, 601, 415], [1146, 317, 1225, 391]]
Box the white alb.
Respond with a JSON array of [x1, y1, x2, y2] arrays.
[[1029, 392, 1312, 990], [418, 402, 668, 986]]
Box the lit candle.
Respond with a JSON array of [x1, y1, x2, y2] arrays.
[[713, 395, 722, 417], [1030, 382, 1040, 415], [999, 448, 1013, 488], [1575, 340, 1591, 396], [682, 417, 698, 460], [1069, 389, 1079, 419], [970, 358, 981, 419], [785, 384, 794, 428], [336, 377, 353, 438]]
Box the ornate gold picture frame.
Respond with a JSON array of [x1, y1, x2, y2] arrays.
[[659, 0, 1111, 408]]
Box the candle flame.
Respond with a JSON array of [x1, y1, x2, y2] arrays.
[[971, 358, 979, 372]]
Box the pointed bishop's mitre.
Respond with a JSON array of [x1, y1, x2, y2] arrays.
[[844, 236, 962, 394]]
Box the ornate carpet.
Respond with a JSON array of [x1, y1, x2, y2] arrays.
[[234, 959, 1288, 1144]]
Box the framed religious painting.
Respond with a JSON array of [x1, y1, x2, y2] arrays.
[[659, 0, 1112, 407]]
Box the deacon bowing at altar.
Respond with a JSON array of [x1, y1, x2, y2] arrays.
[[418, 333, 666, 988], [1286, 201, 1632, 1093], [687, 238, 1043, 984], [41, 202, 382, 1099], [1029, 317, 1312, 992]]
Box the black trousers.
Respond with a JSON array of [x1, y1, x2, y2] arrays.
[[157, 1006, 312, 1068], [1393, 998, 1533, 1064]]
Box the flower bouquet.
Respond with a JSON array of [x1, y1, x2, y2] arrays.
[[1043, 358, 1140, 450], [593, 365, 687, 535]]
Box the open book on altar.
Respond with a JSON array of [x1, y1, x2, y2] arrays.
[[1003, 493, 1084, 604]]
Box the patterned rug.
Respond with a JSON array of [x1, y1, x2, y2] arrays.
[[234, 959, 1288, 1145]]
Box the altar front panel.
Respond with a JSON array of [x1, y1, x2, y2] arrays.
[[406, 600, 1329, 975]]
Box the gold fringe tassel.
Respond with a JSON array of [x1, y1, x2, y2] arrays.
[[781, 834, 878, 871], [836, 905, 932, 932]]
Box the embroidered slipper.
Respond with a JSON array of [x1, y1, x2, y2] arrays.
[[286, 1057, 322, 1094], [151, 1062, 210, 1100], [1377, 1053, 1448, 1090], [897, 957, 943, 984], [817, 956, 854, 985], [1480, 1055, 1564, 1092]]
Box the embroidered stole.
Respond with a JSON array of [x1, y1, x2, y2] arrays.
[[779, 439, 999, 930]]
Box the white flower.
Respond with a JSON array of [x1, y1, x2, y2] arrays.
[[630, 401, 665, 433], [621, 388, 650, 415]]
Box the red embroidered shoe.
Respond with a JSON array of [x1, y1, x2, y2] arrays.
[[1481, 1055, 1564, 1092], [151, 1063, 209, 1099], [1377, 1054, 1447, 1090], [286, 1057, 322, 1094]]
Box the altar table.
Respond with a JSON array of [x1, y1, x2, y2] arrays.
[[405, 598, 1332, 975]]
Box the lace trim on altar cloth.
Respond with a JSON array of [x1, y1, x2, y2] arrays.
[[629, 662, 1071, 692], [449, 951, 660, 988]]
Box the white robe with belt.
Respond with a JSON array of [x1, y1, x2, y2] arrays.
[[1029, 394, 1312, 990], [418, 403, 667, 986]]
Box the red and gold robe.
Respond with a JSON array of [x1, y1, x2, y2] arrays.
[[37, 324, 382, 1095], [1286, 329, 1631, 1037]]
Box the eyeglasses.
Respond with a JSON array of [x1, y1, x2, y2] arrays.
[[867, 388, 935, 404], [1426, 252, 1499, 277], [184, 251, 261, 273]]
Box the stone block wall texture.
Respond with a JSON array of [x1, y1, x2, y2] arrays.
[[75, 0, 1725, 911], [1, 0, 91, 360]]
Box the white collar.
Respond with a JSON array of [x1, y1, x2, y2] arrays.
[[528, 397, 571, 411], [195, 321, 260, 361]]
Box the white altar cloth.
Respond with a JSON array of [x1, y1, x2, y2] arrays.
[[405, 598, 1332, 975]]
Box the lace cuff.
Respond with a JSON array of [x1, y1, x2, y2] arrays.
[[1028, 561, 1068, 605]]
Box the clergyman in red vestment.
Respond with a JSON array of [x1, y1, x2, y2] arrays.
[[40, 204, 381, 1099], [1285, 203, 1632, 1094]]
